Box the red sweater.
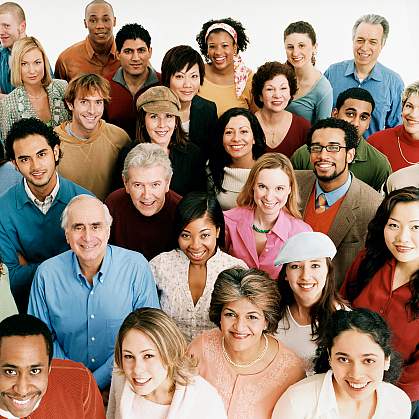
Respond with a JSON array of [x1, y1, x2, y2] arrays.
[[341, 251, 419, 401]]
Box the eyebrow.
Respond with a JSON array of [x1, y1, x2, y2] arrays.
[[17, 148, 49, 159], [335, 352, 378, 357], [122, 349, 155, 354], [182, 228, 212, 234], [223, 308, 261, 315], [1, 363, 45, 368], [388, 217, 419, 223]]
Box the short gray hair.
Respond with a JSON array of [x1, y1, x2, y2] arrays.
[[122, 143, 173, 180], [402, 81, 419, 107], [352, 14, 389, 46], [61, 194, 113, 230]]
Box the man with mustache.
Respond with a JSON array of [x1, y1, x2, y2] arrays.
[[295, 118, 382, 286]]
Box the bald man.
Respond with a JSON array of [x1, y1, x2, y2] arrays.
[[54, 0, 119, 81]]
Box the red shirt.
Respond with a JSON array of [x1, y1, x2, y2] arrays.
[[341, 251, 419, 401]]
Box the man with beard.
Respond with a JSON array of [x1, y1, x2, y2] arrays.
[[295, 118, 382, 285]]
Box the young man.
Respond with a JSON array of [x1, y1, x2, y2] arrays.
[[324, 14, 404, 138], [0, 118, 89, 311], [105, 23, 160, 139], [291, 87, 392, 190], [54, 73, 130, 200], [295, 118, 382, 286], [54, 0, 119, 81], [0, 314, 105, 418]]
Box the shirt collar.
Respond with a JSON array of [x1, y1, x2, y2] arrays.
[[72, 244, 111, 285], [112, 66, 159, 89], [270, 209, 294, 242], [315, 370, 340, 416], [85, 36, 117, 60], [353, 137, 368, 162], [315, 172, 352, 207], [24, 173, 60, 206], [345, 59, 383, 82]]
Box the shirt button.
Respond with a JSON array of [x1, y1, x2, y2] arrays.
[[265, 249, 269, 252], [91, 337, 95, 341], [379, 309, 384, 314], [90, 314, 95, 319], [91, 358, 95, 363], [90, 290, 94, 295]]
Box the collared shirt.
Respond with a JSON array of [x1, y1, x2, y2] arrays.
[[24, 174, 60, 214], [324, 60, 404, 138], [272, 369, 411, 418], [28, 245, 159, 389], [315, 172, 352, 208], [112, 66, 159, 93], [0, 47, 13, 94]]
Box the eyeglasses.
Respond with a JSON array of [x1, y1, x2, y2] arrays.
[[307, 144, 348, 153]]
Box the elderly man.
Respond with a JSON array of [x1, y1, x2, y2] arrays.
[[0, 2, 26, 97], [105, 143, 181, 260], [28, 194, 159, 390], [54, 0, 119, 81], [55, 73, 130, 200], [291, 87, 392, 190], [324, 14, 404, 138], [0, 314, 105, 418], [295, 118, 382, 286], [0, 118, 89, 312]]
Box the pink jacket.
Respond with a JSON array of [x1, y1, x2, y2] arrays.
[[224, 206, 312, 279]]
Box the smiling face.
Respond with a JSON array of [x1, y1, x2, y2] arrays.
[[84, 2, 115, 47], [330, 329, 389, 403], [67, 90, 104, 138], [402, 94, 419, 140], [285, 258, 328, 307], [0, 335, 50, 417], [260, 74, 291, 112], [118, 38, 152, 78], [223, 115, 255, 164], [206, 30, 236, 73], [122, 329, 172, 403], [169, 64, 201, 104], [284, 32, 316, 69], [124, 165, 170, 217], [178, 215, 219, 266], [220, 297, 268, 355], [21, 48, 44, 88], [384, 201, 419, 265], [353, 22, 383, 70], [144, 113, 176, 149], [333, 98, 372, 138]]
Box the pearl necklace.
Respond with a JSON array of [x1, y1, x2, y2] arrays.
[[221, 333, 268, 368], [397, 135, 418, 165]]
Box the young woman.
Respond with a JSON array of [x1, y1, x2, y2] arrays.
[[161, 45, 217, 162], [274, 231, 347, 372], [0, 36, 68, 141], [107, 308, 226, 419], [189, 268, 305, 419], [283, 21, 332, 124], [272, 309, 411, 419], [252, 61, 311, 157], [208, 107, 266, 210], [341, 186, 419, 407], [224, 153, 312, 279], [136, 86, 206, 196], [196, 17, 257, 117], [150, 192, 247, 342]]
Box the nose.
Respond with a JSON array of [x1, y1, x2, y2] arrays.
[[142, 184, 151, 199], [190, 235, 201, 250], [348, 360, 364, 379], [95, 18, 105, 29], [396, 226, 411, 242], [82, 227, 92, 242], [132, 50, 140, 60], [157, 116, 165, 128], [233, 316, 246, 332], [87, 101, 95, 114], [265, 188, 274, 201], [351, 115, 360, 129], [300, 265, 313, 280], [133, 359, 145, 375], [14, 374, 30, 395], [183, 76, 192, 87]]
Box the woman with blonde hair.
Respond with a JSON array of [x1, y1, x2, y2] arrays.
[[224, 153, 312, 278], [107, 307, 226, 419], [0, 36, 68, 140], [189, 267, 305, 419]]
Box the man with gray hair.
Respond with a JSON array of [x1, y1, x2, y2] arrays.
[[105, 143, 181, 260], [324, 14, 404, 138], [28, 194, 159, 390]]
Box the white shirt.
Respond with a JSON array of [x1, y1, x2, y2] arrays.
[[272, 370, 411, 419], [24, 173, 60, 214]]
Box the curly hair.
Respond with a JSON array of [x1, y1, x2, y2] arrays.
[[196, 17, 249, 61], [343, 187, 419, 318], [252, 61, 297, 110], [208, 108, 266, 192], [313, 308, 403, 384]]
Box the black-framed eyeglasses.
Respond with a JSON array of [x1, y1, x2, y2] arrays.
[[307, 144, 348, 153]]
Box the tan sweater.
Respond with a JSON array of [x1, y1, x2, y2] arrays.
[[55, 120, 130, 200]]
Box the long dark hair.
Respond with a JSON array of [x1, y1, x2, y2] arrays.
[[277, 258, 347, 339], [344, 187, 419, 318]]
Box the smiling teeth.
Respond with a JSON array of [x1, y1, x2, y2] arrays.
[[349, 382, 368, 389], [12, 398, 31, 405], [299, 284, 315, 289], [134, 378, 150, 384]]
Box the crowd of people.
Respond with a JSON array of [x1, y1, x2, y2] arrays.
[[0, 1, 417, 418]]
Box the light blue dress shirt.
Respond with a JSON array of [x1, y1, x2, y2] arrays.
[[28, 245, 160, 389], [324, 60, 404, 138], [315, 172, 352, 208]]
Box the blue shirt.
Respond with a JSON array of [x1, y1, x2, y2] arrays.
[[28, 245, 160, 390], [315, 172, 352, 208], [324, 60, 404, 138], [0, 47, 13, 95]]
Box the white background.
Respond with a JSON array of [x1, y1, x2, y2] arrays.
[[18, 0, 419, 85]]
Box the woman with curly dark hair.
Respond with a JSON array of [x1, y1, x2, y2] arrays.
[[341, 186, 419, 406], [252, 61, 311, 157], [272, 309, 411, 418], [207, 107, 265, 210], [196, 17, 257, 117]]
